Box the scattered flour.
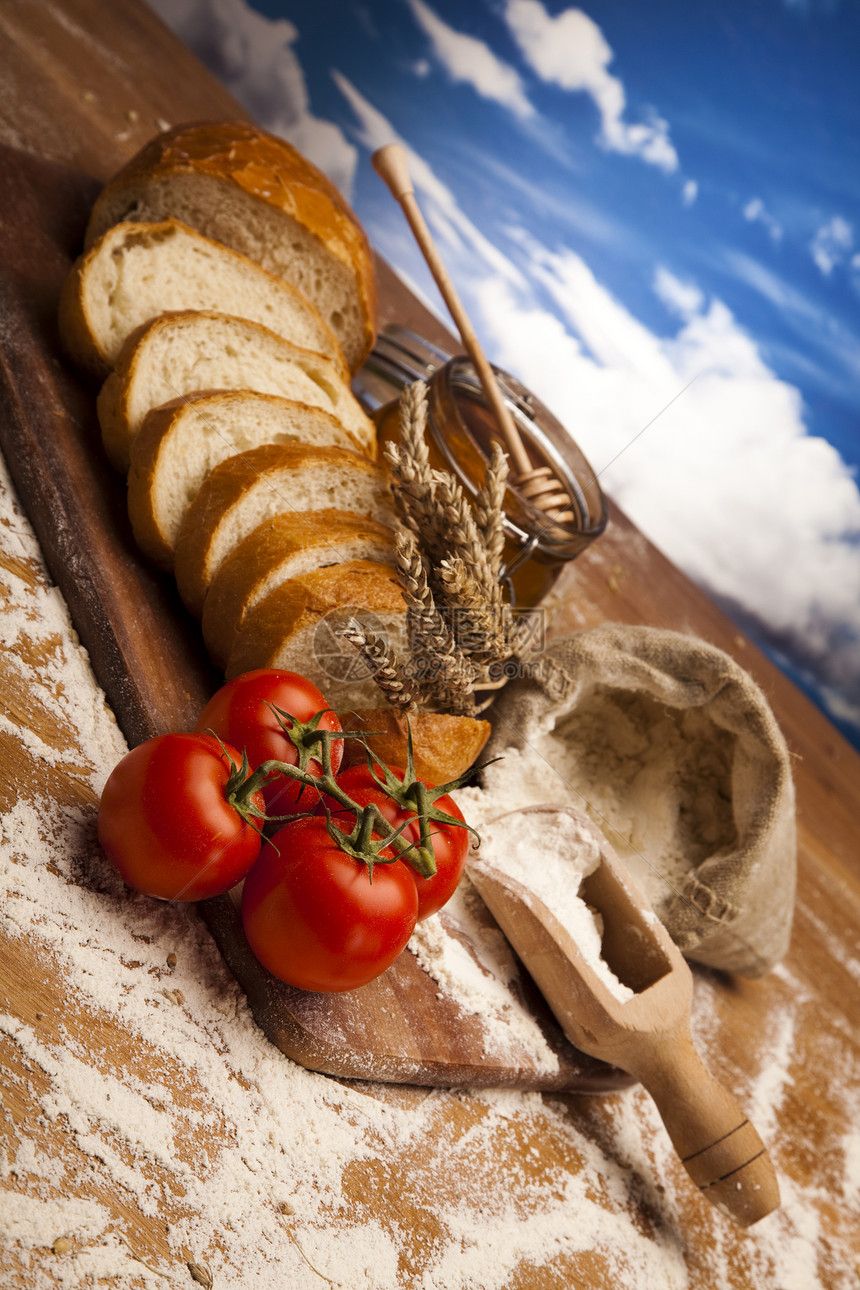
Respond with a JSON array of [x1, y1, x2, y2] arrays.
[[407, 878, 561, 1072], [1, 446, 858, 1288], [742, 1007, 797, 1147], [0, 1192, 110, 1251], [841, 1131, 860, 1196], [468, 809, 635, 1002]]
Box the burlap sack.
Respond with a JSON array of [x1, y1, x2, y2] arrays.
[[484, 624, 796, 977]]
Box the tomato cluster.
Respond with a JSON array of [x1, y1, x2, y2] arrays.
[[97, 669, 473, 993]]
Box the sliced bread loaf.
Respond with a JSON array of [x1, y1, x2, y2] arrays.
[[84, 121, 377, 371], [60, 219, 346, 378], [127, 392, 370, 570], [174, 442, 396, 618], [201, 510, 396, 668], [225, 560, 407, 713], [96, 310, 375, 472]]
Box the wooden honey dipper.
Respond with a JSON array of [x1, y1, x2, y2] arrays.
[[372, 144, 575, 525]]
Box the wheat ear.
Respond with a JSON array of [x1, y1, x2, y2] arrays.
[[474, 441, 508, 581], [340, 619, 417, 711], [396, 530, 476, 685]]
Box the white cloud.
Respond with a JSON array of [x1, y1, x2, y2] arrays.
[[726, 250, 860, 388], [148, 0, 357, 196], [473, 235, 860, 730], [653, 267, 705, 319], [406, 0, 535, 120], [726, 251, 822, 324], [743, 196, 783, 242], [503, 0, 679, 171], [332, 71, 527, 291], [682, 179, 698, 206], [484, 155, 634, 251], [810, 215, 854, 275]]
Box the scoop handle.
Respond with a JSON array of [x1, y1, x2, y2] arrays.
[[629, 1027, 780, 1227]]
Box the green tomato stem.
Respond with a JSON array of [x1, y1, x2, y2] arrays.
[[231, 740, 437, 877], [222, 708, 483, 880]]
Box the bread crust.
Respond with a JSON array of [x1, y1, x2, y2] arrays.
[[96, 361, 133, 474], [126, 398, 185, 569], [59, 218, 346, 380], [96, 310, 376, 474], [57, 254, 96, 375], [173, 441, 394, 617], [226, 560, 406, 694], [201, 509, 395, 668], [340, 709, 492, 784], [85, 121, 378, 371], [127, 392, 368, 570]]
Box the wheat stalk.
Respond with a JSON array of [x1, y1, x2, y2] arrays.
[[378, 379, 530, 713], [399, 379, 430, 465], [437, 557, 506, 658], [340, 619, 418, 711], [384, 381, 447, 553], [432, 473, 501, 606], [385, 444, 437, 546], [395, 530, 465, 680], [474, 441, 508, 581]]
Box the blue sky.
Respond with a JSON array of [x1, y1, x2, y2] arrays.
[[155, 0, 860, 747]]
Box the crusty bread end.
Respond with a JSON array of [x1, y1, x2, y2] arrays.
[[339, 709, 492, 785]]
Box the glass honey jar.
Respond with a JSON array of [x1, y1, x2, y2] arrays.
[[358, 326, 607, 609]]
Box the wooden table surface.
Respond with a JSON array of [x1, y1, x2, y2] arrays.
[[1, 2, 858, 1286]]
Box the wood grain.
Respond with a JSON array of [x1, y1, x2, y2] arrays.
[[1, 3, 859, 1286], [0, 144, 221, 745]]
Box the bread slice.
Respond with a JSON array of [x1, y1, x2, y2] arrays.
[[59, 219, 347, 379], [127, 392, 371, 570], [96, 310, 375, 472], [340, 709, 492, 784], [201, 510, 396, 668], [85, 121, 377, 371], [226, 560, 407, 713], [174, 442, 396, 618]]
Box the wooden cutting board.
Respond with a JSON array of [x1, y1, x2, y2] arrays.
[[0, 140, 630, 1094]]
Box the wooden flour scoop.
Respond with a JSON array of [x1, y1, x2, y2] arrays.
[[468, 806, 781, 1228]]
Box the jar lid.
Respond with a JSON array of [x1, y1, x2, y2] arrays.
[[355, 325, 453, 410]]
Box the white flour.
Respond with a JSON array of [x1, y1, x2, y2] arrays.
[[467, 810, 634, 1002], [407, 878, 562, 1072], [1, 446, 857, 1288], [474, 689, 738, 916]]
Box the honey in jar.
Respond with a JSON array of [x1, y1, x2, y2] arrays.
[[363, 327, 607, 608]]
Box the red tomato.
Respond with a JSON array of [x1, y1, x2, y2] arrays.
[[241, 815, 418, 992], [320, 764, 470, 921], [97, 733, 264, 901], [195, 669, 342, 816]]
